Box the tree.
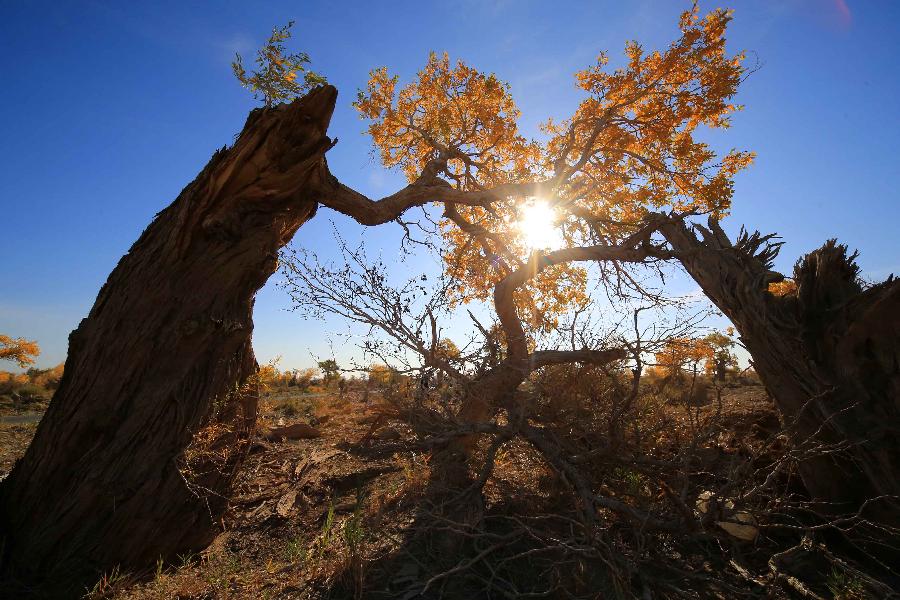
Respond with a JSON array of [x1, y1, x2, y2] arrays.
[[317, 359, 340, 383], [232, 20, 327, 108], [0, 85, 340, 596], [0, 335, 39, 368], [30, 363, 64, 390], [659, 218, 900, 558], [652, 331, 736, 383], [367, 363, 395, 387], [12, 6, 890, 592], [702, 330, 737, 382], [293, 367, 318, 391], [653, 336, 715, 380], [343, 6, 749, 477]]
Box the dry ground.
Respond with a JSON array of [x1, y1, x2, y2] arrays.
[[0, 384, 780, 599], [0, 421, 39, 476]]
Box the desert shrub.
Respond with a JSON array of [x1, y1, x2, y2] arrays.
[[735, 367, 763, 386], [0, 371, 28, 390], [28, 363, 64, 390], [531, 364, 626, 430], [367, 364, 410, 404], [12, 382, 47, 400], [0, 371, 51, 401], [293, 368, 317, 391], [667, 374, 711, 406]]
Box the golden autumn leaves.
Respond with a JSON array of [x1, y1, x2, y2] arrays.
[[653, 331, 738, 380], [549, 7, 753, 220], [0, 335, 40, 368], [354, 53, 538, 191], [353, 6, 754, 332]]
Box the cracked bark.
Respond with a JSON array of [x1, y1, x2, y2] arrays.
[[0, 86, 339, 596], [660, 216, 900, 555]]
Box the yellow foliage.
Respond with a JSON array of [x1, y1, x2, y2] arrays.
[[654, 330, 737, 380], [368, 364, 398, 387], [550, 6, 753, 222], [0, 335, 40, 368], [0, 371, 28, 386], [292, 368, 318, 388], [433, 338, 460, 362], [354, 52, 539, 189], [768, 279, 797, 297], [355, 7, 752, 336], [30, 363, 64, 389], [256, 356, 283, 392], [654, 337, 715, 379]]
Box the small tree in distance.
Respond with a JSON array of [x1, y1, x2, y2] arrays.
[[232, 20, 327, 108], [652, 331, 738, 384], [703, 330, 737, 382], [317, 359, 340, 385]]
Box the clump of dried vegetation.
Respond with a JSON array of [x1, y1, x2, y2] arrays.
[[2, 345, 894, 599], [53, 363, 887, 600]]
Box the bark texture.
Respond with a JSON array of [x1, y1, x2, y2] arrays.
[[660, 217, 900, 549], [0, 86, 339, 596]]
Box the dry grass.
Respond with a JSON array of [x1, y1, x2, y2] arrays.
[[97, 384, 771, 598], [102, 388, 432, 599], [6, 384, 828, 599], [0, 421, 39, 477]]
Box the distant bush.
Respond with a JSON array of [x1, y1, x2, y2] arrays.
[[27, 364, 64, 390], [292, 368, 317, 391], [10, 383, 47, 402], [0, 372, 28, 397], [0, 364, 61, 408]]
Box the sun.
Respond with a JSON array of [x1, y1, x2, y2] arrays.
[[517, 199, 560, 250]]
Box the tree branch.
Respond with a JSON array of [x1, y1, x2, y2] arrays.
[[529, 348, 626, 369], [317, 163, 543, 226]]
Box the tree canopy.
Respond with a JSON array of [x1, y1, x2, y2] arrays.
[[352, 6, 753, 333], [0, 334, 40, 368]]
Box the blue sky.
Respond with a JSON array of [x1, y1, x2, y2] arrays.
[[1, 0, 898, 371]]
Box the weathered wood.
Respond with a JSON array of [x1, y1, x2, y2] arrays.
[[660, 216, 900, 552], [0, 86, 339, 596]]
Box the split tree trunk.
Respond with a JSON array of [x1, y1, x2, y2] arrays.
[[0, 86, 339, 596], [660, 217, 900, 550]]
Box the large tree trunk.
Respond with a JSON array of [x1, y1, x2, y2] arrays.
[[0, 86, 338, 596], [660, 217, 900, 552]]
